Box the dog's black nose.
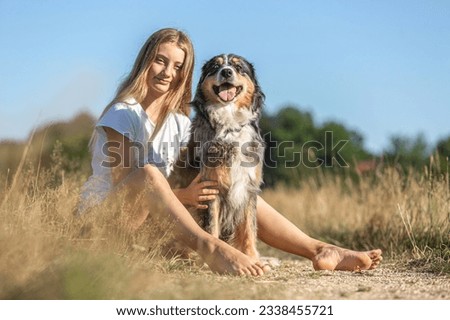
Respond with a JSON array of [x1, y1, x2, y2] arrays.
[[221, 68, 233, 79]]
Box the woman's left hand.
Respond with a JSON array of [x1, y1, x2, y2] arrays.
[[173, 174, 219, 209]]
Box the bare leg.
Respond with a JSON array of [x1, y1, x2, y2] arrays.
[[256, 196, 382, 271], [109, 164, 265, 276]]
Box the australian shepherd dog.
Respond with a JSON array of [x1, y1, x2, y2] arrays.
[[170, 54, 265, 260]]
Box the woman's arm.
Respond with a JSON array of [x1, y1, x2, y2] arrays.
[[103, 127, 134, 186], [101, 126, 264, 275], [104, 126, 218, 209]]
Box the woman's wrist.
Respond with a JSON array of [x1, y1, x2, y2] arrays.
[[174, 188, 197, 207], [172, 188, 185, 204]]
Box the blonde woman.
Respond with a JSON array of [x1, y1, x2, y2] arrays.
[[79, 28, 382, 276]]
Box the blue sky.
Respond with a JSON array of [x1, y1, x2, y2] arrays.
[[1, 0, 449, 153]]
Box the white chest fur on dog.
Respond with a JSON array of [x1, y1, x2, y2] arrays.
[[201, 103, 263, 210]]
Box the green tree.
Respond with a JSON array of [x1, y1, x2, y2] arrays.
[[435, 135, 450, 174], [384, 133, 429, 171], [0, 111, 95, 177], [260, 106, 317, 186], [314, 121, 372, 169], [260, 105, 373, 186]]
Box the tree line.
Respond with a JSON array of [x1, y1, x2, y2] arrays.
[[0, 106, 449, 186], [260, 106, 449, 186]]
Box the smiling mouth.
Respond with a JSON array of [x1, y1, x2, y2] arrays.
[[213, 83, 243, 102], [156, 77, 170, 84]]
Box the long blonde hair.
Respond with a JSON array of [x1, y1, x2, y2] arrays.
[[90, 28, 194, 148]]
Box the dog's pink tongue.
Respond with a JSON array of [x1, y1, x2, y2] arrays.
[[218, 86, 237, 101]]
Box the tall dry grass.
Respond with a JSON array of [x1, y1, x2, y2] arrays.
[[0, 145, 449, 299], [0, 145, 175, 299], [263, 166, 450, 272]]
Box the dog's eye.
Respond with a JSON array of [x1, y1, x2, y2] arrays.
[[207, 64, 220, 76], [235, 64, 244, 73]]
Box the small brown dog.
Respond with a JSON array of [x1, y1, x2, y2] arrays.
[[170, 54, 265, 260]]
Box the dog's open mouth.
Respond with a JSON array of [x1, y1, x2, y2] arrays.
[[213, 83, 243, 102]]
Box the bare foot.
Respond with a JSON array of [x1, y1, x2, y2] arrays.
[[198, 236, 265, 276], [312, 246, 382, 271]]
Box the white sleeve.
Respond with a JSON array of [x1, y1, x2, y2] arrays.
[[96, 104, 137, 141]]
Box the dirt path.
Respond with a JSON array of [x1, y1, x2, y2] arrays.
[[4, 254, 448, 300], [147, 258, 450, 300], [256, 259, 450, 300]]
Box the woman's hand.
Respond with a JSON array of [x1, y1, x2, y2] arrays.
[[173, 174, 219, 209]]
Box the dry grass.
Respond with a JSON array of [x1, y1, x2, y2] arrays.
[[0, 151, 449, 299], [262, 168, 450, 269]]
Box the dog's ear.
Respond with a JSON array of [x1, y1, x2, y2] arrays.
[[252, 84, 265, 116], [248, 63, 265, 116], [190, 55, 221, 112], [238, 57, 265, 116], [190, 85, 205, 112]]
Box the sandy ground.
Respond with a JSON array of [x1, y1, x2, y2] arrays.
[[146, 258, 450, 300], [255, 259, 450, 300], [3, 247, 448, 300]]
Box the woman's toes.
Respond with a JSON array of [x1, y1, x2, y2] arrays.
[[370, 249, 382, 258]]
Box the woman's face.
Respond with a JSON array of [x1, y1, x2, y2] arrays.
[[146, 42, 186, 97]]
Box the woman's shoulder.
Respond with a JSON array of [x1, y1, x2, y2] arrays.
[[100, 98, 146, 122], [97, 98, 147, 134], [109, 98, 142, 114]]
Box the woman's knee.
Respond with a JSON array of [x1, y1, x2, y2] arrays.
[[141, 164, 168, 188]]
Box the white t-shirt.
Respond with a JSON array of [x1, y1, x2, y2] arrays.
[[78, 98, 191, 213]]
